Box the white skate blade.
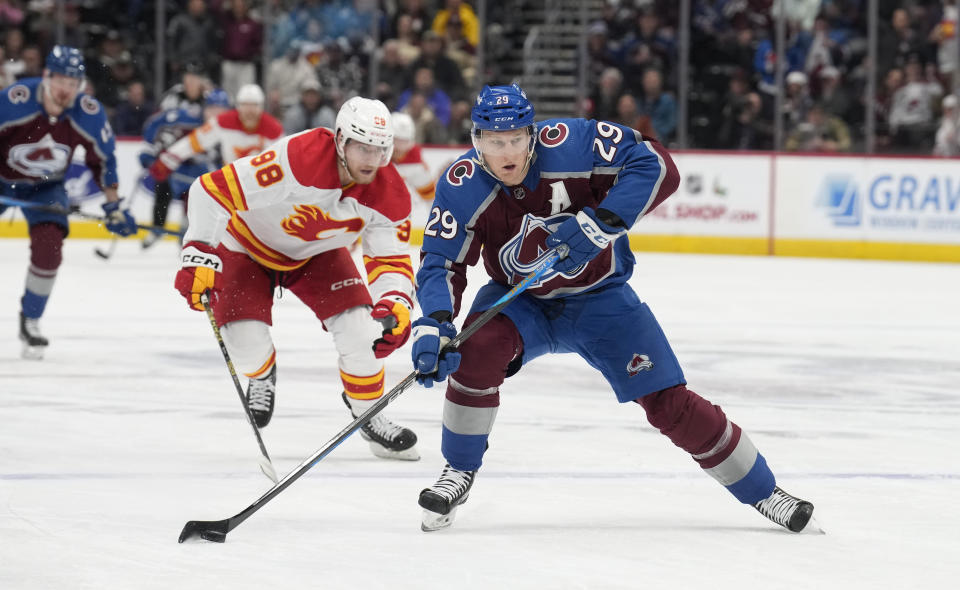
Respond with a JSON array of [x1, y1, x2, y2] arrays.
[[421, 504, 460, 532], [799, 516, 826, 535], [366, 440, 420, 461], [20, 343, 45, 360]]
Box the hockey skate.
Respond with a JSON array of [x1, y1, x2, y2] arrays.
[[141, 229, 163, 249], [19, 312, 48, 360], [754, 486, 814, 532], [246, 366, 276, 428], [419, 463, 476, 532], [342, 392, 419, 461]]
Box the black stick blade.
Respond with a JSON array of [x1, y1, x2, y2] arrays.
[[179, 519, 230, 543]]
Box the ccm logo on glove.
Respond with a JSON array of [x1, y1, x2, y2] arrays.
[[181, 252, 222, 269]]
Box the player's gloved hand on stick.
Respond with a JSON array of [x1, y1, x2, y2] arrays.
[[371, 296, 412, 358], [148, 152, 178, 183], [545, 207, 624, 274], [175, 242, 223, 311], [100, 200, 138, 237], [411, 316, 461, 388]]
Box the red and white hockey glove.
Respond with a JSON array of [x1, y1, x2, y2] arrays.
[[148, 152, 179, 183], [370, 296, 412, 358], [175, 242, 223, 311]]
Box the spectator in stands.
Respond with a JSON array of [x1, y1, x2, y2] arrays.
[[219, 0, 263, 100], [785, 102, 852, 152], [586, 21, 617, 88], [0, 0, 24, 30], [112, 80, 154, 137], [620, 9, 676, 81], [393, 13, 424, 65], [590, 67, 624, 122], [783, 70, 813, 129], [431, 0, 479, 50], [315, 38, 365, 99], [94, 50, 140, 112], [930, 1, 959, 80], [877, 8, 926, 74], [889, 56, 944, 152], [718, 85, 771, 151], [266, 42, 319, 117], [445, 99, 472, 145], [873, 66, 904, 150], [0, 46, 14, 88], [391, 0, 431, 40], [816, 66, 852, 122], [3, 27, 24, 79], [409, 30, 467, 102], [401, 91, 447, 144], [14, 45, 41, 80], [167, 0, 220, 82], [613, 92, 657, 139], [374, 39, 412, 109], [441, 12, 477, 86], [934, 94, 960, 156], [157, 61, 210, 116], [397, 66, 452, 126], [282, 78, 336, 134], [638, 67, 676, 143]]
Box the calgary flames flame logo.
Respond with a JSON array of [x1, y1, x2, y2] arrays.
[[282, 205, 363, 241]]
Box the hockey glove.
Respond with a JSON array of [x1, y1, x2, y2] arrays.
[[546, 207, 625, 274], [371, 297, 412, 358], [101, 200, 138, 237], [148, 152, 178, 183], [411, 316, 461, 388], [175, 242, 223, 311]]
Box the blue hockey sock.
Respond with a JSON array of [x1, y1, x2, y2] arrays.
[[441, 425, 489, 471], [21, 291, 49, 319]]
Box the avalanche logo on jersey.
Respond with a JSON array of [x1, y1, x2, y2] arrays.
[[7, 133, 71, 178], [626, 353, 654, 376], [281, 204, 364, 241], [538, 122, 570, 147], [498, 212, 583, 286]]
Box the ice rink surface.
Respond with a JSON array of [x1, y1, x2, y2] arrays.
[[0, 238, 958, 590]]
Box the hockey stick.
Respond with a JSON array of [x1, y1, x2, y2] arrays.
[[200, 292, 279, 485], [0, 195, 184, 237], [178, 248, 566, 543]]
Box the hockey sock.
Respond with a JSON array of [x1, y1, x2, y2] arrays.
[[637, 385, 775, 504], [153, 181, 173, 227], [21, 223, 65, 318], [437, 313, 519, 471]]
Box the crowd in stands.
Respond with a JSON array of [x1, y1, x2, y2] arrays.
[[2, 0, 959, 155], [587, 0, 960, 154]]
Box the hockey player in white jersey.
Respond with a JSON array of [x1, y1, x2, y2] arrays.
[[174, 97, 419, 460], [148, 84, 284, 186], [390, 111, 436, 227]]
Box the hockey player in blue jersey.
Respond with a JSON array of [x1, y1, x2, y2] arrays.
[[139, 88, 231, 247], [0, 45, 137, 359], [411, 83, 815, 533]]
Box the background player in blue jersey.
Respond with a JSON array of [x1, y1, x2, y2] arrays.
[[411, 83, 815, 533], [0, 45, 137, 359], [139, 88, 231, 247]]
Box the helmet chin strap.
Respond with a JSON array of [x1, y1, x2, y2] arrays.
[[335, 131, 356, 184]]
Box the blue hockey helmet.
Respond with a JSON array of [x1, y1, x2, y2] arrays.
[[204, 88, 231, 108], [470, 83, 537, 184], [45, 45, 86, 79], [471, 83, 536, 131]]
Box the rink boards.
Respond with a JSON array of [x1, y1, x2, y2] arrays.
[[2, 142, 959, 263]]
